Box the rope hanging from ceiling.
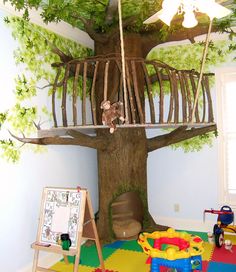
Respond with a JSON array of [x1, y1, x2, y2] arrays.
[[118, 0, 129, 124], [191, 19, 213, 122]]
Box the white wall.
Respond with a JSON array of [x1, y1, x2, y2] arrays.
[[147, 133, 218, 231], [0, 146, 98, 272], [0, 10, 98, 272], [145, 87, 220, 231]]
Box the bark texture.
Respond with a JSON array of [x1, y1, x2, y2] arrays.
[[96, 128, 148, 239]]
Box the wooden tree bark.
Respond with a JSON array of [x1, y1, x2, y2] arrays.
[[91, 34, 146, 238], [96, 128, 148, 239]]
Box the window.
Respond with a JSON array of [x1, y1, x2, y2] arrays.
[[216, 68, 236, 207]]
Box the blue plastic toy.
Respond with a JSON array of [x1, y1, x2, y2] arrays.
[[138, 228, 204, 272]]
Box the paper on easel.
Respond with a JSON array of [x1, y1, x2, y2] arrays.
[[51, 206, 70, 233]]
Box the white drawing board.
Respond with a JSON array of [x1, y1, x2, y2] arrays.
[[38, 187, 85, 248]]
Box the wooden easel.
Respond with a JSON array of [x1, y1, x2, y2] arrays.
[[31, 187, 105, 272]]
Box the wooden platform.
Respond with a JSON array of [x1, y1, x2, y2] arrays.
[[37, 122, 216, 137]]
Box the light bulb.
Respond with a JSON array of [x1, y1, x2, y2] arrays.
[[143, 0, 180, 25], [182, 10, 198, 28], [195, 0, 232, 20], [143, 0, 232, 27], [158, 8, 178, 26], [158, 0, 181, 26]]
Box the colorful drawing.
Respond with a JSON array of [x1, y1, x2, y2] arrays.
[[40, 188, 82, 248]]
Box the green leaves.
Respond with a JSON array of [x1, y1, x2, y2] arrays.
[[148, 40, 235, 73], [171, 131, 216, 153], [1, 15, 91, 162], [3, 0, 236, 36], [8, 103, 37, 135], [0, 139, 20, 163], [0, 112, 8, 128], [14, 74, 36, 101]]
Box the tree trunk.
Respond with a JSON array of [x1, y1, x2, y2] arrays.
[[94, 33, 154, 240], [96, 128, 148, 239], [95, 32, 146, 57]]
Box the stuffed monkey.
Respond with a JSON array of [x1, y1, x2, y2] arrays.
[[100, 100, 125, 133]]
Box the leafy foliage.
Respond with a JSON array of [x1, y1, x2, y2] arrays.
[[171, 131, 216, 152], [0, 112, 8, 128], [3, 0, 236, 35], [0, 139, 20, 162], [3, 0, 162, 32], [7, 16, 91, 79], [147, 39, 235, 94], [14, 74, 36, 101], [8, 103, 37, 134], [0, 15, 91, 162], [148, 40, 235, 73]]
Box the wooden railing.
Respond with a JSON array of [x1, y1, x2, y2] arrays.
[[50, 55, 214, 129]]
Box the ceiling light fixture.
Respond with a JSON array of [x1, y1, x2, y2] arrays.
[[144, 0, 232, 28], [144, 1, 232, 123]]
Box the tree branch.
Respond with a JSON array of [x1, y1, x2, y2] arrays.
[[95, 0, 106, 6], [51, 46, 73, 63], [147, 124, 217, 152], [141, 23, 218, 58], [166, 24, 218, 43], [105, 0, 118, 25], [70, 13, 109, 43], [66, 130, 109, 150], [107, 15, 138, 40], [35, 33, 73, 64], [31, 30, 74, 67], [9, 129, 109, 151]]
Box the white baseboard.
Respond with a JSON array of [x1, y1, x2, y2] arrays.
[[17, 252, 62, 272], [153, 215, 216, 233]]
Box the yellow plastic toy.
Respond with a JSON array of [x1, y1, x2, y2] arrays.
[[138, 228, 204, 272]]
